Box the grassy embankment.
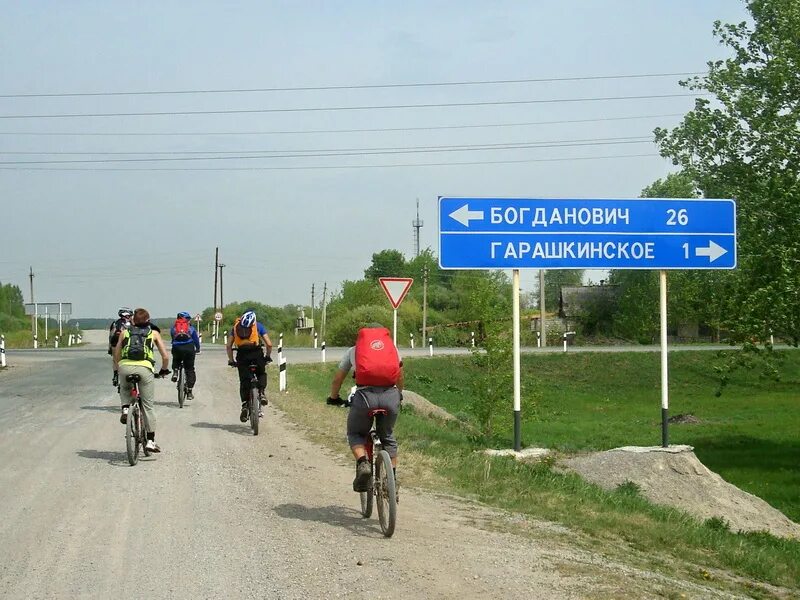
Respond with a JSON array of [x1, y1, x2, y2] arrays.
[[277, 350, 800, 595]]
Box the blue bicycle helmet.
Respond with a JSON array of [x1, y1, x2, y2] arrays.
[[240, 311, 256, 327], [177, 311, 192, 320]]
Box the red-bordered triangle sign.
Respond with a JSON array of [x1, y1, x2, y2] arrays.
[[379, 277, 414, 309]]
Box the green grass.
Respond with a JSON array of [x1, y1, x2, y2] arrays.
[[404, 351, 800, 523], [283, 353, 800, 594]]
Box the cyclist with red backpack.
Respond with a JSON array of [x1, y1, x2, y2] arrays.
[[226, 310, 273, 423], [170, 311, 201, 400], [326, 324, 404, 493]]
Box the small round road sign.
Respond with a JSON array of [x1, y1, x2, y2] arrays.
[[214, 312, 223, 321]]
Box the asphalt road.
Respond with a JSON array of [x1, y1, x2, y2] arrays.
[[0, 333, 747, 599]]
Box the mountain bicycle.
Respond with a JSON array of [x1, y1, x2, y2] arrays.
[[359, 408, 397, 538], [174, 364, 189, 408], [125, 371, 169, 466], [229, 357, 270, 436]]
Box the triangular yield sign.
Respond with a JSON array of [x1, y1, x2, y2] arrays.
[[379, 277, 414, 309]]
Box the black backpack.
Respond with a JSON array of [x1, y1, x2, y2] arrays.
[[126, 326, 152, 361]]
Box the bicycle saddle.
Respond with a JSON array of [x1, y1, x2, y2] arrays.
[[125, 374, 141, 383]]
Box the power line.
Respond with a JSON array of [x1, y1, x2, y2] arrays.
[[0, 135, 651, 156], [0, 113, 686, 136], [0, 93, 706, 120], [0, 113, 685, 136], [0, 72, 703, 99], [0, 152, 658, 171], [0, 138, 652, 165]]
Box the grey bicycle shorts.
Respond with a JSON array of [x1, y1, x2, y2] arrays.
[[346, 386, 401, 458]]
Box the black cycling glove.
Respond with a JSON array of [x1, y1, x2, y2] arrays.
[[326, 396, 345, 407]]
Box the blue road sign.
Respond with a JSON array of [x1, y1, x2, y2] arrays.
[[439, 197, 736, 270]]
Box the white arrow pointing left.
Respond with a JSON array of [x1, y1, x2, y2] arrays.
[[695, 240, 728, 262], [449, 204, 485, 227]]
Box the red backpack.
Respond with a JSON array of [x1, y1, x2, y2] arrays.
[[354, 327, 400, 387], [173, 317, 191, 342]]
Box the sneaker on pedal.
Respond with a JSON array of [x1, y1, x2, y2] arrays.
[[186, 389, 194, 400], [353, 459, 372, 492], [120, 406, 129, 425], [240, 404, 249, 423], [145, 440, 161, 453], [259, 393, 268, 406], [171, 373, 178, 382]]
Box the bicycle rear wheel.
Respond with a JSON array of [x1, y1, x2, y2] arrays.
[[126, 405, 140, 466], [249, 386, 259, 436], [177, 368, 185, 408], [375, 450, 396, 537], [140, 403, 152, 457]]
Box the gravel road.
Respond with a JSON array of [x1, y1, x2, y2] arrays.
[[0, 334, 749, 599]]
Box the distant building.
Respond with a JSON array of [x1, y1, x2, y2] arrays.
[[559, 283, 620, 320]]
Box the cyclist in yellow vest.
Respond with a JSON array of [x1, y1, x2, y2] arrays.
[[112, 308, 170, 453], [226, 310, 272, 423]]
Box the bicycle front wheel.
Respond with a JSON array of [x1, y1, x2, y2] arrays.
[[126, 405, 139, 466], [360, 488, 374, 518], [140, 404, 152, 457], [177, 368, 185, 408], [249, 386, 259, 436], [375, 450, 396, 537]]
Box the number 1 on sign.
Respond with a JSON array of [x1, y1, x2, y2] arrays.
[[682, 242, 689, 258]]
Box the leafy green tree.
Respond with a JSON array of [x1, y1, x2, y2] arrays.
[[655, 0, 800, 344], [363, 249, 407, 280]]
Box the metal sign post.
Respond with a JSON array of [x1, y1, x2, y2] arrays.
[[378, 277, 414, 346], [660, 271, 669, 447], [512, 269, 521, 451], [439, 196, 737, 450]]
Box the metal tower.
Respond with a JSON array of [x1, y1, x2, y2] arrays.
[[412, 198, 424, 257]]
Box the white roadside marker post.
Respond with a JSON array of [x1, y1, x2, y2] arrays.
[[321, 341, 326, 363], [428, 337, 433, 357], [0, 335, 6, 368], [409, 332, 414, 349]]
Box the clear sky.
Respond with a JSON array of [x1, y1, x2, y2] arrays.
[[0, 1, 750, 319]]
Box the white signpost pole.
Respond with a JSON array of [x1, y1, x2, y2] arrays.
[[392, 308, 397, 347], [660, 270, 669, 448], [512, 269, 522, 452]]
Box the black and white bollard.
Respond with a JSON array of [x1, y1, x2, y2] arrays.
[[562, 331, 576, 353], [278, 333, 283, 362], [536, 331, 541, 348], [77, 334, 82, 344], [428, 337, 433, 357], [313, 331, 318, 349], [471, 331, 475, 348], [1, 334, 6, 368], [33, 334, 38, 350], [55, 335, 59, 349], [321, 340, 326, 363], [409, 332, 414, 349], [279, 355, 287, 392]]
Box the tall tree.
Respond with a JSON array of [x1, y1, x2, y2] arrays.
[[655, 0, 800, 343], [363, 249, 407, 281]]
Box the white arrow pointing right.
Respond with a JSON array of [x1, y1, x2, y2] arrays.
[[449, 204, 485, 227], [695, 240, 728, 262]]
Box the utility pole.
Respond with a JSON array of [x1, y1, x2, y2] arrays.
[[218, 263, 226, 309], [311, 283, 315, 328], [422, 265, 428, 341], [539, 269, 547, 347], [321, 282, 328, 339], [214, 247, 219, 315], [29, 267, 35, 334]]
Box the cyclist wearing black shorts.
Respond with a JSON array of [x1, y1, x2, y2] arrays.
[[170, 311, 201, 399], [327, 324, 403, 493], [226, 310, 272, 422]]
